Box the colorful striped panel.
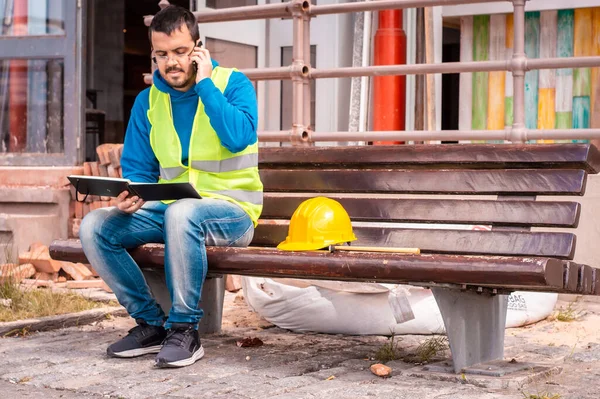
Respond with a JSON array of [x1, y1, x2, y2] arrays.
[[505, 14, 514, 128], [573, 96, 591, 129], [472, 15, 489, 131], [524, 12, 540, 131], [591, 8, 600, 128], [537, 11, 557, 141], [459, 16, 473, 133], [573, 8, 593, 142], [555, 9, 574, 142], [487, 14, 506, 135]]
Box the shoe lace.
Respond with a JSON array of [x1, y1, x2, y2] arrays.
[[163, 327, 191, 348], [127, 321, 157, 339]]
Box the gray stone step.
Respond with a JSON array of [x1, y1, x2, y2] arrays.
[[0, 213, 64, 264], [0, 186, 70, 217]]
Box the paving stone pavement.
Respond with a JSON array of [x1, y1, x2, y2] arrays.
[[0, 294, 599, 399]]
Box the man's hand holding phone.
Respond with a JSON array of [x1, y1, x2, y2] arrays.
[[190, 41, 213, 84]]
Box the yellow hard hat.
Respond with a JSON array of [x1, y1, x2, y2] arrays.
[[277, 197, 357, 251]]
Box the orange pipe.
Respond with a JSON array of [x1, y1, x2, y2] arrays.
[[8, 0, 28, 152], [373, 10, 406, 145]]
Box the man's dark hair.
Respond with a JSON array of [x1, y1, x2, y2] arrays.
[[149, 5, 200, 44]]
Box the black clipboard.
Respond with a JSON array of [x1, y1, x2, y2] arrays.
[[67, 175, 201, 202], [128, 182, 201, 201]]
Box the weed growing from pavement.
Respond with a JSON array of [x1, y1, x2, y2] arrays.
[[374, 333, 402, 363], [404, 335, 449, 364], [556, 301, 578, 322]]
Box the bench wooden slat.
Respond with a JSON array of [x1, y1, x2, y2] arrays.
[[593, 268, 600, 295], [259, 144, 600, 173], [565, 262, 582, 292], [262, 195, 581, 227], [260, 169, 587, 196], [48, 240, 565, 289], [578, 264, 595, 294], [252, 222, 577, 259]]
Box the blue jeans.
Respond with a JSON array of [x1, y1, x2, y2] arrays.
[[79, 198, 254, 329]]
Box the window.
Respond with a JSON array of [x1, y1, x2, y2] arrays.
[[0, 59, 64, 153], [0, 0, 65, 36], [0, 0, 80, 164], [280, 45, 316, 131]]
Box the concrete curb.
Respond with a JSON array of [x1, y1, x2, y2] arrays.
[[0, 306, 127, 336]]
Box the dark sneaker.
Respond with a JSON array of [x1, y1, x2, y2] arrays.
[[155, 323, 204, 368], [107, 319, 167, 358]]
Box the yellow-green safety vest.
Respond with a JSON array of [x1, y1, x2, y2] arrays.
[[147, 66, 263, 226]]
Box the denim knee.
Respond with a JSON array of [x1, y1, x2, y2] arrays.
[[164, 199, 199, 229], [79, 208, 111, 246]]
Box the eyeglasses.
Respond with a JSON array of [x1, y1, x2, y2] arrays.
[[152, 45, 195, 64]]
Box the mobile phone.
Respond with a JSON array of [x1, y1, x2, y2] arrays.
[[192, 40, 202, 72]]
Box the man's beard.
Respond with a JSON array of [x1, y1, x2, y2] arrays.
[[164, 66, 195, 89]]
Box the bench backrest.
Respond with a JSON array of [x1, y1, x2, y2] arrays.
[[252, 144, 600, 259]]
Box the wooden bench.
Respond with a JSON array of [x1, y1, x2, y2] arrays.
[[50, 143, 600, 373]]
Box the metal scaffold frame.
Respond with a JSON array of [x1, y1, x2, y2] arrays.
[[147, 0, 600, 144]]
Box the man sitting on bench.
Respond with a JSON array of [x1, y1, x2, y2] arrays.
[[79, 5, 263, 368]]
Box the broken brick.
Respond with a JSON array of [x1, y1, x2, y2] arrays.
[[81, 264, 99, 277], [107, 165, 120, 178], [98, 164, 109, 177], [74, 263, 94, 279], [21, 279, 54, 288], [19, 248, 61, 274], [0, 263, 36, 282], [61, 261, 87, 281], [70, 219, 82, 238], [370, 364, 392, 378], [108, 145, 122, 168], [226, 275, 242, 293], [89, 162, 100, 177], [101, 281, 113, 293], [75, 201, 84, 219], [66, 279, 105, 289], [83, 162, 92, 176], [34, 272, 59, 282], [83, 203, 90, 217], [69, 200, 76, 218]]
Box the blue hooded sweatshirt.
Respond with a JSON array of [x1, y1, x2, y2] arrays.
[[121, 60, 258, 183]]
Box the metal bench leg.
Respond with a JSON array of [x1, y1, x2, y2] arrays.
[[141, 269, 225, 334], [431, 287, 509, 373], [197, 275, 226, 335]]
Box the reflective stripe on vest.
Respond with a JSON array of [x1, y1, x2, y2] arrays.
[[160, 166, 187, 180], [148, 66, 263, 225], [202, 189, 263, 205], [190, 153, 258, 173]]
